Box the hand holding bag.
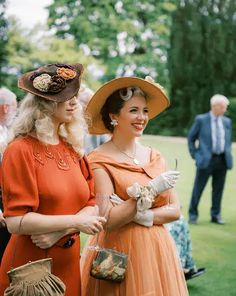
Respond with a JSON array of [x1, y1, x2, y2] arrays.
[[4, 216, 66, 296]]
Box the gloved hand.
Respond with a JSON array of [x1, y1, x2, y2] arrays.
[[126, 182, 154, 212], [109, 194, 154, 227], [110, 193, 124, 205], [148, 170, 180, 196], [133, 210, 154, 227]]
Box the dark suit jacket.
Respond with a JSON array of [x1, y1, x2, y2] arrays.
[[188, 112, 233, 169]]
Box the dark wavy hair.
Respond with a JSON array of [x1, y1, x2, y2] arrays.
[[101, 90, 125, 132]]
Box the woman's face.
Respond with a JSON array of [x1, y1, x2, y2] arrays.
[[52, 96, 78, 124], [112, 95, 149, 137]]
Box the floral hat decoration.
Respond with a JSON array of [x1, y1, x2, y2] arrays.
[[18, 63, 84, 103], [86, 76, 170, 134]]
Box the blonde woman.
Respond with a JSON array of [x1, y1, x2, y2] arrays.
[[0, 63, 106, 296]]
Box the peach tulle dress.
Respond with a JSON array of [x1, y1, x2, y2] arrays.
[[81, 149, 189, 296], [0, 136, 95, 296]]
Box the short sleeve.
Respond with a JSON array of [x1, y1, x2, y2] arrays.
[[79, 156, 95, 207], [87, 152, 109, 172], [88, 162, 106, 171], [1, 139, 39, 217]]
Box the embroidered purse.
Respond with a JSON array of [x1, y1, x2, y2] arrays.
[[90, 247, 128, 282]]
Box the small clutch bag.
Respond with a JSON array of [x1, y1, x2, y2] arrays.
[[90, 248, 128, 282]]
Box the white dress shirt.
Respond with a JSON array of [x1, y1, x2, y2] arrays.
[[210, 112, 225, 154]]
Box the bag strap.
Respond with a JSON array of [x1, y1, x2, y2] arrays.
[[10, 214, 47, 268]]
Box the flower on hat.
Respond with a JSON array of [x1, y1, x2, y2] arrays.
[[57, 67, 77, 80], [48, 75, 66, 93], [145, 76, 166, 94], [33, 74, 52, 92], [32, 65, 77, 94]]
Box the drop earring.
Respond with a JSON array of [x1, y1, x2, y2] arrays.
[[110, 119, 118, 126]]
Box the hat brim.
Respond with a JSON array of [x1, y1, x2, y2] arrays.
[[86, 77, 170, 134], [18, 63, 83, 103]]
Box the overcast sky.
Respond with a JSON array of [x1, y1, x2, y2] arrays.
[[6, 0, 52, 28]]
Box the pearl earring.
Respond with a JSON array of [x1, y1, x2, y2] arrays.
[[110, 119, 118, 126]]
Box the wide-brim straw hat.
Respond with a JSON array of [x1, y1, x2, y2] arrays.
[[86, 76, 170, 134], [18, 63, 83, 103]]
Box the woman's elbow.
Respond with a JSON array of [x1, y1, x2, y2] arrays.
[[171, 207, 181, 221], [6, 223, 17, 234], [5, 217, 21, 234]]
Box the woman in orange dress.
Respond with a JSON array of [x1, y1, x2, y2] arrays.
[[0, 63, 106, 296], [81, 77, 189, 295]]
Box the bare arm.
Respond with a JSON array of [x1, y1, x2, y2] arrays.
[[30, 205, 100, 249], [94, 168, 137, 231], [6, 207, 106, 236]]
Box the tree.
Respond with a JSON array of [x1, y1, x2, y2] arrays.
[[4, 18, 104, 99], [168, 0, 236, 135], [47, 0, 180, 134], [0, 0, 9, 85], [47, 0, 176, 86]]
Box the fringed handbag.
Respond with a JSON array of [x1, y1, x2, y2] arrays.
[[4, 216, 66, 296]]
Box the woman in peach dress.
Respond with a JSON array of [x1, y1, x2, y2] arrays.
[[81, 77, 189, 296]]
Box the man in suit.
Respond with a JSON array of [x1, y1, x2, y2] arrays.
[[0, 87, 17, 264], [188, 94, 232, 225]]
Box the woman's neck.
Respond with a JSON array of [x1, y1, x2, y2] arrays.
[[30, 123, 60, 144], [111, 135, 137, 152]]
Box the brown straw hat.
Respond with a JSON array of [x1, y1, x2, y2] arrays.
[[86, 76, 170, 134], [18, 63, 83, 103]]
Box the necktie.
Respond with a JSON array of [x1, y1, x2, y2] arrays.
[[215, 118, 221, 154]]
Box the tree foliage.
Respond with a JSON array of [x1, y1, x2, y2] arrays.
[[47, 0, 179, 134], [167, 0, 236, 135], [0, 0, 9, 84], [47, 0, 176, 86], [4, 18, 103, 99], [2, 0, 236, 138]]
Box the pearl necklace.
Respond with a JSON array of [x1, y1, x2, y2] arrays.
[[111, 140, 140, 165]]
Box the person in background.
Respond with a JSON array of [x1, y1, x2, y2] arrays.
[[0, 87, 17, 265], [166, 215, 206, 280], [0, 63, 106, 296], [78, 84, 110, 154], [188, 94, 232, 225], [81, 76, 188, 295]]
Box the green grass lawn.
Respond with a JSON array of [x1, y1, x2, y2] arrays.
[[141, 135, 236, 296], [81, 135, 236, 296]]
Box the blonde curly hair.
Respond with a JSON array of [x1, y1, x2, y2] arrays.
[[6, 93, 86, 156]]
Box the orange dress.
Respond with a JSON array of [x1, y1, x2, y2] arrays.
[[81, 149, 189, 296], [0, 136, 95, 296]]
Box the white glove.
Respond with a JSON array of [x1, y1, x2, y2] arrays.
[[109, 194, 154, 227], [133, 210, 154, 227], [126, 182, 155, 212], [110, 193, 124, 205], [148, 170, 180, 196]]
